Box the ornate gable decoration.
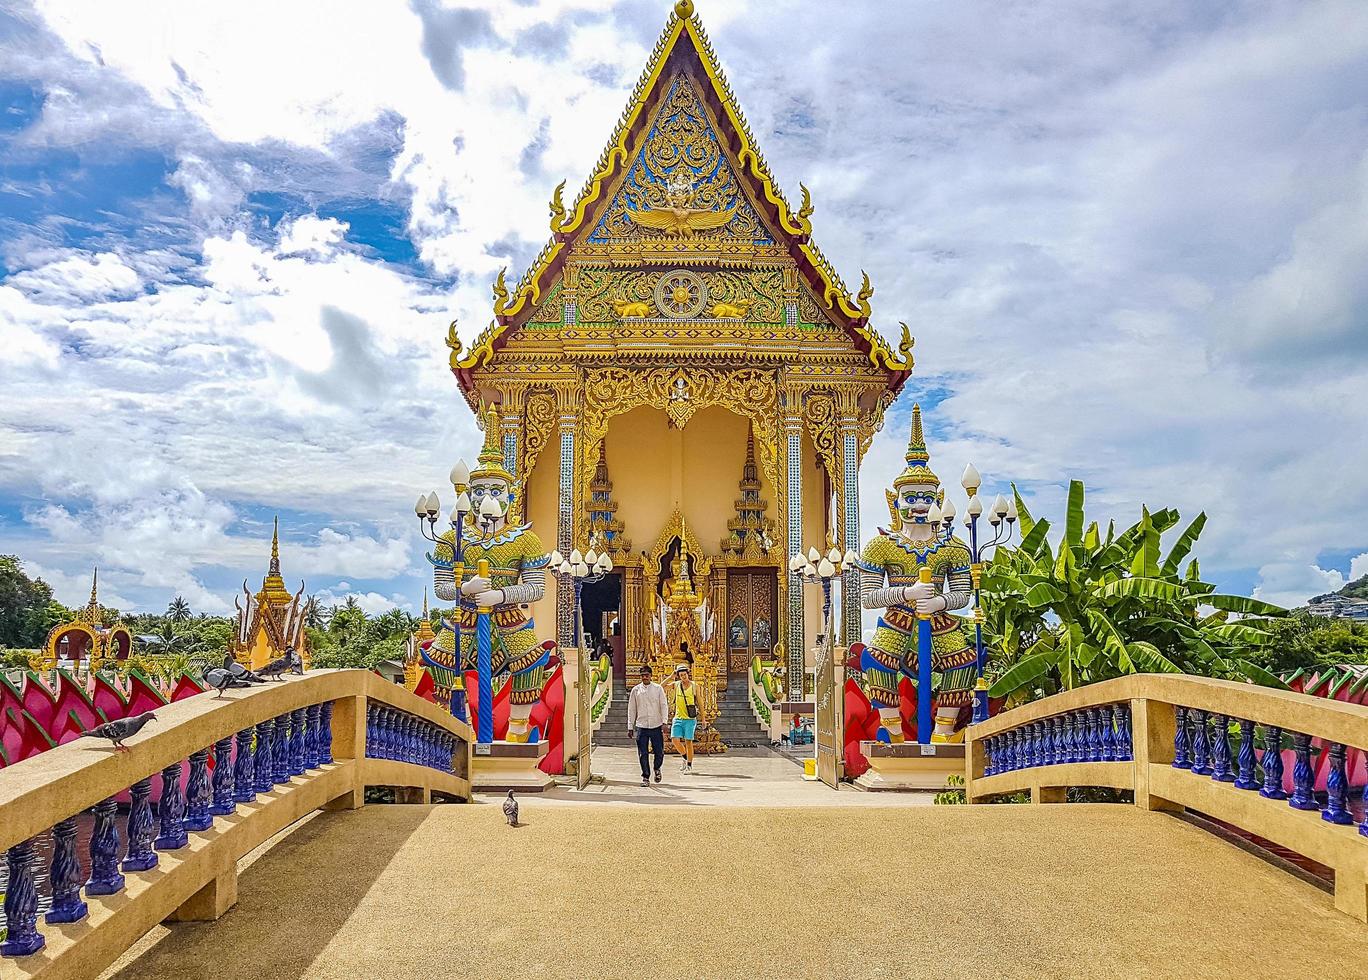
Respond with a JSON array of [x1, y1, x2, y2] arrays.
[[589, 72, 774, 245], [451, 1, 911, 388]]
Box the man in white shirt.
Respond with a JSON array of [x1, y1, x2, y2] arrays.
[[626, 664, 669, 786]]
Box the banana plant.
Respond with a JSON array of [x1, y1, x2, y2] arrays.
[[983, 480, 1286, 702]]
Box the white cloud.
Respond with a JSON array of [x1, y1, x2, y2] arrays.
[[8, 252, 140, 303], [1, 0, 1366, 618], [311, 588, 407, 616]]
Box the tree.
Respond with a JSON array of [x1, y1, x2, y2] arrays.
[[166, 595, 192, 623], [984, 481, 1287, 702], [0, 555, 55, 648]]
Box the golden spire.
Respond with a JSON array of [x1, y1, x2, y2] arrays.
[[415, 588, 435, 644], [260, 516, 292, 605], [84, 567, 100, 623], [893, 402, 940, 489], [470, 403, 515, 484]]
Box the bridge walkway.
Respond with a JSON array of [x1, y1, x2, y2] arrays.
[[105, 797, 1359, 979]]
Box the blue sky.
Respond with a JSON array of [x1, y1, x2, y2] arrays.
[[1, 0, 1366, 617]]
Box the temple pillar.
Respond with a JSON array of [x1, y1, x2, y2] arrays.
[[783, 385, 806, 700], [498, 385, 525, 479], [555, 385, 580, 649], [839, 392, 862, 647], [624, 564, 645, 678]]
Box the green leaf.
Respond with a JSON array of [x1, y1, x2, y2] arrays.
[[1010, 483, 1035, 538], [987, 651, 1053, 698], [1162, 512, 1206, 576], [1065, 479, 1085, 552], [1099, 577, 1185, 602], [1125, 641, 1181, 673], [1024, 582, 1067, 606], [1235, 660, 1291, 691], [1203, 594, 1286, 617], [1018, 517, 1052, 557], [1083, 521, 1100, 551], [1208, 623, 1273, 645]]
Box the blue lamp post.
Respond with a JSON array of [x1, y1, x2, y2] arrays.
[[415, 458, 474, 725], [956, 464, 1015, 724]]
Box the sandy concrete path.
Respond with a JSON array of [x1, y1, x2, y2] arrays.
[[107, 798, 1360, 980]]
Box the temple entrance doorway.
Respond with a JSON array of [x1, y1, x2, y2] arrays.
[[725, 569, 776, 701], [579, 572, 622, 681]]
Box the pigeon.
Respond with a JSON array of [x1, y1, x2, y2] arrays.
[[288, 647, 305, 674], [259, 649, 295, 681], [223, 652, 265, 685], [502, 789, 519, 827], [80, 711, 157, 751], [204, 666, 254, 698]]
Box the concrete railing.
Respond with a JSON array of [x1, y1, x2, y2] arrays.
[[0, 669, 472, 977], [965, 673, 1368, 920]]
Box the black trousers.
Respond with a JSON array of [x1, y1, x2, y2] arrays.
[[635, 726, 664, 778]]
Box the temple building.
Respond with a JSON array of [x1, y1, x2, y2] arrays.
[[41, 569, 132, 671], [447, 0, 910, 699], [230, 518, 309, 670]]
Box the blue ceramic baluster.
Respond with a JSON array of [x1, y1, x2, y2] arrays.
[[255, 718, 275, 794], [1036, 720, 1050, 766], [1053, 716, 1065, 764], [1100, 706, 1116, 762], [122, 777, 159, 871], [320, 700, 335, 764], [1023, 723, 1036, 768], [210, 735, 236, 815], [290, 707, 306, 775], [408, 717, 418, 764], [234, 728, 257, 804], [983, 735, 995, 776], [2, 839, 45, 956], [1210, 714, 1234, 782], [46, 816, 88, 924], [86, 797, 125, 895], [1260, 725, 1287, 799], [1003, 730, 1015, 771], [306, 704, 322, 768], [156, 761, 188, 849], [183, 747, 213, 831], [1189, 709, 1211, 775], [1118, 703, 1133, 761], [1322, 742, 1352, 824], [1071, 711, 1086, 763], [1172, 706, 1190, 769], [1088, 708, 1104, 761], [1233, 719, 1258, 790], [272, 712, 290, 784], [1288, 732, 1319, 811], [365, 703, 377, 758]]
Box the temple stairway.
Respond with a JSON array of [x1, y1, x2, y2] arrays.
[[593, 681, 770, 749]]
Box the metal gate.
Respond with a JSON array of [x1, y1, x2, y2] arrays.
[[815, 644, 841, 790]]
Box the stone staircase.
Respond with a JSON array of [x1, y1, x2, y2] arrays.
[[593, 683, 770, 749]]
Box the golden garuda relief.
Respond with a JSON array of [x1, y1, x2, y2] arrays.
[[625, 169, 737, 237]]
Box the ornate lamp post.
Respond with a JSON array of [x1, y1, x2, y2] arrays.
[[550, 542, 614, 651], [956, 464, 1016, 724], [791, 544, 860, 686], [414, 459, 472, 721]]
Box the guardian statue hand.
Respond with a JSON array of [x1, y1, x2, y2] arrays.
[[461, 575, 491, 596], [901, 581, 935, 603]]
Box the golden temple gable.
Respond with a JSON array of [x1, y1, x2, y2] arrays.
[[230, 518, 309, 671], [446, 1, 913, 699]]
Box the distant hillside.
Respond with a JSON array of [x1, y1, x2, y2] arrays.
[[1341, 574, 1368, 600]]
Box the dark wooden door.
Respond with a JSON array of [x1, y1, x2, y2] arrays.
[[725, 569, 776, 697]]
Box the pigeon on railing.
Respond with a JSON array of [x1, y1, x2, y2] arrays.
[[259, 645, 304, 681], [502, 789, 519, 827], [204, 666, 254, 699], [223, 652, 266, 685], [80, 711, 158, 751]]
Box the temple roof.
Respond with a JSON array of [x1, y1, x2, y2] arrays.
[[451, 0, 912, 393]]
